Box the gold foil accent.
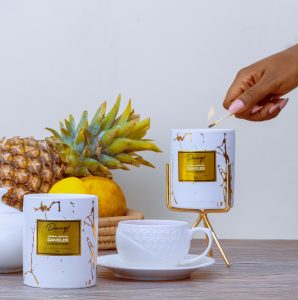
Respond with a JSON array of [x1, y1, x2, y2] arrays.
[[36, 220, 81, 256], [34, 201, 61, 220], [174, 132, 192, 150], [23, 227, 40, 286], [83, 200, 96, 286], [83, 202, 96, 239], [178, 151, 216, 182], [216, 133, 232, 205], [174, 132, 192, 142]]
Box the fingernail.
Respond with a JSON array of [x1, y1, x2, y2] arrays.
[[269, 104, 279, 115], [278, 98, 289, 110], [229, 99, 245, 113], [251, 106, 263, 115]]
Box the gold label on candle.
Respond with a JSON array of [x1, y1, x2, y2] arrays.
[[36, 220, 81, 256], [178, 151, 216, 181]]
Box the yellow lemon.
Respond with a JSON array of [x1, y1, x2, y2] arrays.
[[82, 176, 126, 217], [49, 177, 87, 194]]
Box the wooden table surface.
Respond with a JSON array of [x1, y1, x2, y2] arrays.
[[0, 240, 297, 300]]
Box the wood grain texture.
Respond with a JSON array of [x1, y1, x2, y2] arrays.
[[0, 240, 297, 300]]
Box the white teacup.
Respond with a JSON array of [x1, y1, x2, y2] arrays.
[[116, 220, 212, 267]]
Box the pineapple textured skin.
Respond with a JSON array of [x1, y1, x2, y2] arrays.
[[0, 96, 161, 210], [0, 137, 64, 210]]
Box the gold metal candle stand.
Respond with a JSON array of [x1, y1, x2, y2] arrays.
[[166, 163, 232, 267]]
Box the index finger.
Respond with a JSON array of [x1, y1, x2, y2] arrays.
[[223, 69, 255, 109], [223, 79, 245, 110]]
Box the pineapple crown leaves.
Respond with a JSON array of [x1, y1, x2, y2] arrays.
[[45, 95, 161, 177]]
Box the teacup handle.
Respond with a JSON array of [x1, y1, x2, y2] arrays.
[[179, 227, 213, 266]]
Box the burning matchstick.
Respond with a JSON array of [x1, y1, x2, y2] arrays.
[[207, 106, 234, 128], [208, 112, 234, 128], [208, 97, 290, 128]]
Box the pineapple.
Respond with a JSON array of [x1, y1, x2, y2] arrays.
[[0, 96, 161, 210]]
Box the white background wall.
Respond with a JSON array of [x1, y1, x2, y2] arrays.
[[0, 0, 297, 239]]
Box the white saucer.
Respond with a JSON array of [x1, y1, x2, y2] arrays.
[[97, 254, 215, 281]]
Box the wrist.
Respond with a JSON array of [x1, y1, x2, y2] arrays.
[[285, 43, 298, 60]]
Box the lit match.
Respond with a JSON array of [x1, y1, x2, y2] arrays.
[[208, 112, 234, 128]]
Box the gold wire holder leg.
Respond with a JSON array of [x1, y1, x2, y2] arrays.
[[202, 215, 213, 257], [166, 163, 231, 267], [203, 214, 230, 266]]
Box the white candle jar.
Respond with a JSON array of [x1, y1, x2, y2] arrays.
[[23, 194, 98, 289], [170, 129, 235, 209]]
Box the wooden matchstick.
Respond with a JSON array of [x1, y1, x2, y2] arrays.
[[208, 113, 234, 128]]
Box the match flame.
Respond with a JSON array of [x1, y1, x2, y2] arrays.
[[207, 106, 216, 122]]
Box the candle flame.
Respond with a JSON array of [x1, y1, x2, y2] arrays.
[[207, 106, 216, 122]]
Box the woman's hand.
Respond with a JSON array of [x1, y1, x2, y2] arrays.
[[223, 44, 298, 121]]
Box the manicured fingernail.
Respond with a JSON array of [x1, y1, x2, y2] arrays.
[[269, 104, 279, 115], [229, 99, 245, 113], [251, 106, 263, 115], [278, 98, 289, 110]]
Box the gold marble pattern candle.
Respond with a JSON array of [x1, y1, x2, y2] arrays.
[[171, 129, 235, 209], [23, 194, 98, 289]]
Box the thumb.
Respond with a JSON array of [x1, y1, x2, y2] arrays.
[[228, 79, 272, 114]]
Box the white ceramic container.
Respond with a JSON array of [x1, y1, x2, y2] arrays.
[[116, 220, 212, 267], [23, 193, 98, 289], [0, 188, 23, 273], [171, 129, 235, 209]]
